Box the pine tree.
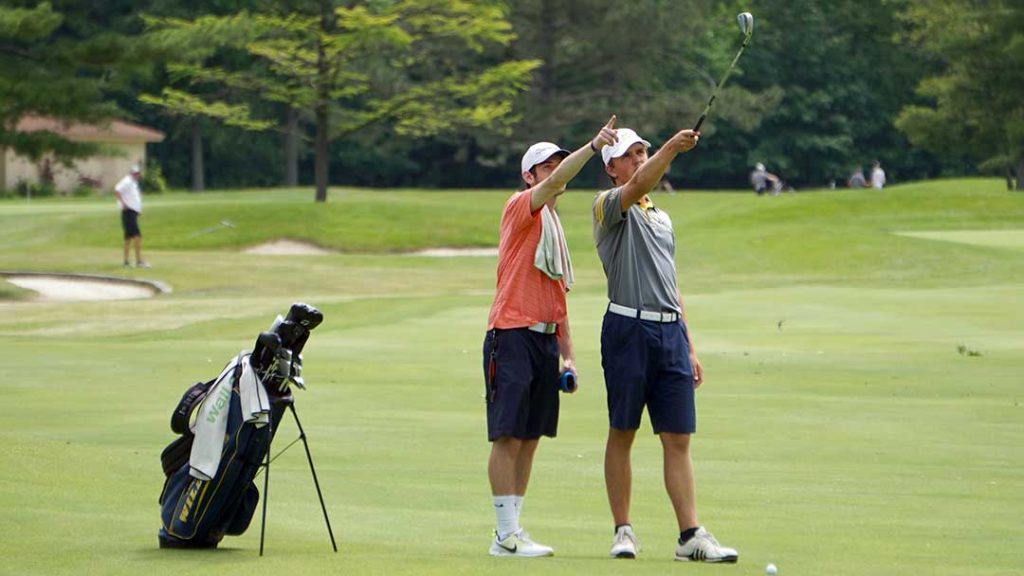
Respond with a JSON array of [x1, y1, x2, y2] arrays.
[[142, 0, 539, 201], [0, 2, 129, 163]]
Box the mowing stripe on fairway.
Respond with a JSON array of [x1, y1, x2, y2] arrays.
[[895, 229, 1024, 251]]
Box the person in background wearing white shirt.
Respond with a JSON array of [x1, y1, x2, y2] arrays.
[[871, 160, 887, 190], [115, 164, 149, 268]]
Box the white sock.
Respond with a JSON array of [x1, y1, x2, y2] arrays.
[[514, 495, 524, 524], [493, 495, 519, 539]]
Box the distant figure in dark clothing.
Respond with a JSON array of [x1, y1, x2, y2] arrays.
[[848, 168, 867, 188]]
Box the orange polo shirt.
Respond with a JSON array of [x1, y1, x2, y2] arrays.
[[487, 191, 568, 330]]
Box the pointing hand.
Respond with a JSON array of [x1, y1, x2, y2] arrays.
[[591, 115, 618, 151]]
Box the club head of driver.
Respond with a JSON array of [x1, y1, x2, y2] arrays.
[[737, 12, 754, 37]]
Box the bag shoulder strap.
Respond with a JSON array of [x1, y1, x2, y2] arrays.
[[170, 380, 214, 435], [169, 355, 247, 435]]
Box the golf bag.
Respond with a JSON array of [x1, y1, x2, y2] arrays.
[[158, 303, 323, 549]]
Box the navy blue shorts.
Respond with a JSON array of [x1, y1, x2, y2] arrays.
[[482, 328, 560, 441], [600, 311, 696, 434], [121, 209, 141, 239]]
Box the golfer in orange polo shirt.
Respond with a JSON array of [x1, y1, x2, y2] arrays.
[[483, 117, 617, 557]]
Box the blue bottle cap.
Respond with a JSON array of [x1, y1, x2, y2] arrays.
[[560, 370, 577, 393]]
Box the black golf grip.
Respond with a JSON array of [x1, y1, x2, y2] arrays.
[[693, 115, 706, 132]]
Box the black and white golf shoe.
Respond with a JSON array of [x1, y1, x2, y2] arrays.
[[674, 527, 738, 563]]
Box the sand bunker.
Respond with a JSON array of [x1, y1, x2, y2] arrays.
[[243, 240, 497, 257], [412, 247, 498, 257], [243, 240, 335, 255], [2, 273, 168, 302]]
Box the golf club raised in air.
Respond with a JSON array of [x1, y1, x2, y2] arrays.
[[693, 12, 754, 132]]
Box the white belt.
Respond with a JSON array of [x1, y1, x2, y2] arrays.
[[608, 302, 680, 323], [528, 322, 557, 334]]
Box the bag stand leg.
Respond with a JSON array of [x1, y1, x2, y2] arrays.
[[289, 402, 338, 553], [259, 416, 273, 556], [259, 402, 338, 556]]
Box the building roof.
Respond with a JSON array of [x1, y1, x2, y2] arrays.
[[16, 116, 165, 143]]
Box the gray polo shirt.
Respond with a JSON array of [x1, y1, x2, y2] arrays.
[[592, 187, 680, 313]]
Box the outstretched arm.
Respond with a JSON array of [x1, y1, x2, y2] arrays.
[[618, 129, 699, 210], [530, 116, 619, 211]]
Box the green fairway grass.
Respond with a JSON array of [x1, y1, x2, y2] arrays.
[[895, 229, 1024, 251], [1, 179, 1022, 575]]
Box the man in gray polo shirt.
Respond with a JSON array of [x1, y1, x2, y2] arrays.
[[592, 126, 738, 563]]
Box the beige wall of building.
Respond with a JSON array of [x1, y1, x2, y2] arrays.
[[3, 143, 145, 192], [3, 118, 163, 194]]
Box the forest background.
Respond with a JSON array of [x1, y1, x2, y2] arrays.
[[2, 0, 1022, 197]]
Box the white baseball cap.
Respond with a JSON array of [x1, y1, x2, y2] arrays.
[[521, 142, 570, 174], [601, 128, 651, 165], [755, 162, 765, 171], [130, 164, 141, 174]]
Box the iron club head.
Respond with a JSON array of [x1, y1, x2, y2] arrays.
[[737, 12, 754, 37]]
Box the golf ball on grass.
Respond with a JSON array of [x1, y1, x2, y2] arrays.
[[765, 563, 778, 575]]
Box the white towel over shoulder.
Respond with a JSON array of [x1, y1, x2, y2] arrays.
[[189, 353, 271, 481], [534, 205, 574, 291]]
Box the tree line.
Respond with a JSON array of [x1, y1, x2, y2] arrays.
[[2, 0, 1022, 200]]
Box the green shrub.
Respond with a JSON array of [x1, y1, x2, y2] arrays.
[[141, 160, 167, 194], [71, 184, 97, 197], [14, 179, 56, 198]]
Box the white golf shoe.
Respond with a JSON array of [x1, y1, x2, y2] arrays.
[[674, 527, 738, 563], [489, 529, 554, 557], [609, 525, 639, 558]]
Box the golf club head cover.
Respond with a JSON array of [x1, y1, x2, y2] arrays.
[[250, 331, 281, 384], [253, 303, 323, 392], [278, 302, 323, 357]]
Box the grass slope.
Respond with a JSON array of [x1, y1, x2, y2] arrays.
[[0, 179, 1022, 575]]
